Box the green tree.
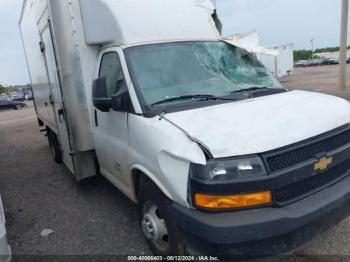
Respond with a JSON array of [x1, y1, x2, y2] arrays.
[[0, 85, 6, 94], [294, 49, 313, 62], [0, 85, 10, 94], [314, 46, 350, 53]]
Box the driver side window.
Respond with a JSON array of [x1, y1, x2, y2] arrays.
[[99, 52, 125, 98]]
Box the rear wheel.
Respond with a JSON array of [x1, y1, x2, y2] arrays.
[[48, 130, 63, 163], [138, 182, 186, 256]]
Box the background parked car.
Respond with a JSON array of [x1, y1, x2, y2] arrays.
[[0, 96, 9, 101], [25, 92, 33, 101], [322, 58, 339, 65], [295, 60, 310, 67], [310, 59, 323, 66], [9, 94, 25, 102], [347, 57, 350, 64], [0, 99, 25, 110]]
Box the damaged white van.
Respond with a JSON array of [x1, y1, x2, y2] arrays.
[[20, 0, 350, 257]]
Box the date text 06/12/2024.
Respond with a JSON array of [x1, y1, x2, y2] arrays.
[[127, 256, 220, 261]]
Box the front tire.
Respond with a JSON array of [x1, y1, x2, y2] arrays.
[[138, 183, 186, 256], [48, 130, 63, 164]]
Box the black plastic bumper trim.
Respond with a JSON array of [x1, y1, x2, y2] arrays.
[[175, 173, 350, 256]]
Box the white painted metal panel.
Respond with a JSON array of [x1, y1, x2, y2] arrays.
[[276, 43, 294, 77], [258, 44, 294, 78], [19, 0, 57, 131], [41, 25, 74, 172], [258, 53, 277, 76], [128, 114, 206, 205], [46, 0, 96, 152], [165, 91, 350, 159], [79, 0, 219, 46], [20, 0, 97, 179]]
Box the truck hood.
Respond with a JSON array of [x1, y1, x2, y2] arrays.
[[166, 90, 350, 158]]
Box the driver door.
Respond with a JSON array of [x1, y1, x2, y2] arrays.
[[93, 51, 130, 193]]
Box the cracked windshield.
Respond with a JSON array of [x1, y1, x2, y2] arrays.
[[127, 41, 283, 106]]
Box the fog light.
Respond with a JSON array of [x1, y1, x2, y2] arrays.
[[195, 191, 272, 209]]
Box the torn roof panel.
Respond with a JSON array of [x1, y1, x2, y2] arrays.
[[223, 32, 279, 56], [79, 0, 220, 46]]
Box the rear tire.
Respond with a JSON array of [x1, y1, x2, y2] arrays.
[[48, 130, 63, 164], [138, 182, 186, 256]]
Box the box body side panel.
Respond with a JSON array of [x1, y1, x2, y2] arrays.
[[46, 0, 97, 152], [19, 0, 57, 131]]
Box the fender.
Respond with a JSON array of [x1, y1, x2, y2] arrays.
[[159, 113, 213, 159], [130, 164, 173, 203]]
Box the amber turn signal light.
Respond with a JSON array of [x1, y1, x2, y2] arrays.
[[195, 191, 272, 209]]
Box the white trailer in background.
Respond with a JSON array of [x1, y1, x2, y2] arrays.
[[258, 43, 294, 78]]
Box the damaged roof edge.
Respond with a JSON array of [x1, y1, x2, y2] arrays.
[[79, 0, 220, 46], [19, 0, 29, 24]]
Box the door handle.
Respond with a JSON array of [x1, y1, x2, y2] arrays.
[[49, 94, 54, 105], [94, 109, 98, 127], [58, 109, 65, 123]]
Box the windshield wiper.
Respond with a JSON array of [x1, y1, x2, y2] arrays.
[[151, 94, 239, 107], [231, 87, 283, 93], [231, 87, 287, 98]]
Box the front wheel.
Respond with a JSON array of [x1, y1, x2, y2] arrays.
[[48, 130, 63, 164], [138, 183, 187, 256], [15, 104, 22, 110]]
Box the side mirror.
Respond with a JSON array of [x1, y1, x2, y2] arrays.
[[111, 82, 134, 113], [92, 77, 113, 112], [92, 77, 134, 113]]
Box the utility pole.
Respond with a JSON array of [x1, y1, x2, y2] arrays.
[[339, 0, 349, 90], [311, 38, 314, 60]]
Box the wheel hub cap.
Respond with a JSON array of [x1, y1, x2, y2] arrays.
[[141, 202, 169, 251], [142, 213, 157, 240]]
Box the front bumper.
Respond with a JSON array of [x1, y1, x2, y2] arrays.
[[174, 173, 350, 257]]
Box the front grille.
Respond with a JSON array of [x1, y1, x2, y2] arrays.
[[273, 159, 350, 204], [266, 127, 350, 172]]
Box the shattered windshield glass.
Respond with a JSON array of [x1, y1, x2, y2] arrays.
[[126, 41, 283, 107]]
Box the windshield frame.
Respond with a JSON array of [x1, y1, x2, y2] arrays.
[[124, 40, 285, 116]]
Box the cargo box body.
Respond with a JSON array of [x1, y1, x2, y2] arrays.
[[20, 0, 102, 179]]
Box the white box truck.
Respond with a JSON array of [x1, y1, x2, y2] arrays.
[[20, 0, 350, 257]]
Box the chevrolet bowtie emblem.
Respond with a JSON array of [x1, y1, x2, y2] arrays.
[[314, 157, 333, 171]]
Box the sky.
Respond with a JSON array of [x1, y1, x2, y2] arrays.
[[0, 0, 347, 85]]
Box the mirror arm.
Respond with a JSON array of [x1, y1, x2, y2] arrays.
[[93, 98, 112, 105], [93, 97, 113, 112]]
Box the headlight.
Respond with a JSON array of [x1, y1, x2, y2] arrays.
[[190, 156, 266, 181]]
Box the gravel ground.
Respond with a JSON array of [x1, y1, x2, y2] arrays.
[[282, 64, 350, 100], [2, 65, 350, 262]]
